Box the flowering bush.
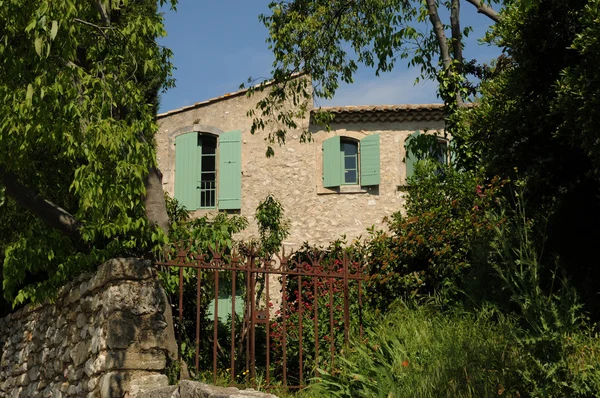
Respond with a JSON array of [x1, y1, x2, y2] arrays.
[[364, 163, 506, 311]]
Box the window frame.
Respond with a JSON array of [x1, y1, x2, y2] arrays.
[[198, 133, 218, 209], [340, 138, 360, 185]]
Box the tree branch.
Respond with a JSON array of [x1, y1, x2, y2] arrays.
[[451, 0, 465, 107], [72, 18, 113, 39], [93, 0, 111, 26], [465, 0, 501, 23], [426, 0, 453, 71], [0, 167, 81, 237]]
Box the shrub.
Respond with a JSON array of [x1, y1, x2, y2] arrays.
[[484, 184, 600, 396], [364, 163, 504, 311]]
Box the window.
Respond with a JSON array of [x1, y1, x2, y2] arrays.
[[199, 134, 216, 208], [404, 131, 450, 181], [342, 140, 358, 185], [322, 134, 380, 188], [174, 130, 242, 211]]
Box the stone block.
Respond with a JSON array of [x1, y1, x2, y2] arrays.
[[100, 372, 125, 398], [91, 259, 154, 291], [102, 282, 166, 316], [106, 313, 137, 350], [106, 350, 166, 371], [134, 385, 179, 398], [128, 374, 169, 396], [178, 381, 278, 398]]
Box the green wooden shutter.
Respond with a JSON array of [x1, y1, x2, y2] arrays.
[[175, 132, 201, 210], [218, 130, 242, 210], [360, 134, 380, 186], [449, 140, 456, 168], [404, 131, 421, 180], [322, 136, 342, 187]]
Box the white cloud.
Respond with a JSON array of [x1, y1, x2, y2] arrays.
[[319, 68, 440, 107]]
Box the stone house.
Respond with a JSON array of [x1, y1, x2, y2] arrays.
[[156, 80, 446, 249]]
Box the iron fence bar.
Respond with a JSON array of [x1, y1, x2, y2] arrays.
[[343, 253, 350, 344], [282, 273, 288, 387], [196, 267, 201, 370], [265, 271, 271, 386], [213, 270, 219, 385], [329, 277, 334, 373], [231, 270, 236, 382], [178, 267, 183, 364], [359, 280, 364, 339], [245, 262, 250, 377], [298, 274, 304, 386], [250, 267, 257, 383], [313, 277, 319, 371]]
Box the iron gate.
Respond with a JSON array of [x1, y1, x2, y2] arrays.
[[156, 243, 366, 388]]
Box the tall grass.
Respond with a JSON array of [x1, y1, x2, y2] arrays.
[[308, 303, 523, 397]]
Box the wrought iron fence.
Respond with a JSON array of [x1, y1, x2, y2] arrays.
[[155, 243, 366, 389]]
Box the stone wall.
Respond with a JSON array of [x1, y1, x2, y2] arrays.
[[156, 81, 446, 248], [0, 258, 177, 398]]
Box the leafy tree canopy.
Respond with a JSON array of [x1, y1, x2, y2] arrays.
[[0, 0, 176, 306], [245, 0, 502, 156]]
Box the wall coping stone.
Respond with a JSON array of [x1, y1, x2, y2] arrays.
[[137, 380, 279, 398]]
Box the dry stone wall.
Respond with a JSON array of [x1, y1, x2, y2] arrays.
[[0, 258, 177, 398]]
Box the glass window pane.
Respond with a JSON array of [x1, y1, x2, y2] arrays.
[[201, 172, 216, 182], [202, 155, 216, 172], [342, 142, 358, 156], [345, 155, 357, 169], [437, 142, 448, 164], [201, 135, 217, 154], [345, 169, 357, 184]]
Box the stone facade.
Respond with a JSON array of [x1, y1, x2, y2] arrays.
[[0, 258, 177, 398], [157, 80, 446, 248]]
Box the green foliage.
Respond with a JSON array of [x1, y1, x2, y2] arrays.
[[364, 163, 503, 311], [460, 0, 600, 317], [481, 185, 600, 396], [554, 0, 600, 179], [309, 302, 523, 398], [254, 195, 290, 256], [0, 0, 177, 305]]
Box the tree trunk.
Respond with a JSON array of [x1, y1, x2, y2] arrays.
[[0, 167, 81, 236], [144, 166, 170, 235], [1, 165, 170, 238]]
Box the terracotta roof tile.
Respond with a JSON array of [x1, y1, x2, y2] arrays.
[[312, 104, 446, 124]]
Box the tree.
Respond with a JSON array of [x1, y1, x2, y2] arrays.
[[245, 0, 502, 156], [463, 0, 600, 316], [0, 0, 176, 305]]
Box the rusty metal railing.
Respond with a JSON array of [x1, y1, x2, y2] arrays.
[[155, 242, 366, 389]]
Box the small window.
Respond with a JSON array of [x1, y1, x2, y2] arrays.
[[434, 139, 448, 165], [322, 134, 380, 188], [341, 140, 359, 185], [199, 134, 217, 208]]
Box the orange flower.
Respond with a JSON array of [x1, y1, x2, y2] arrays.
[[402, 360, 409, 367]]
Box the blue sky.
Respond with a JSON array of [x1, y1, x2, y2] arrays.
[[157, 1, 500, 114]]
